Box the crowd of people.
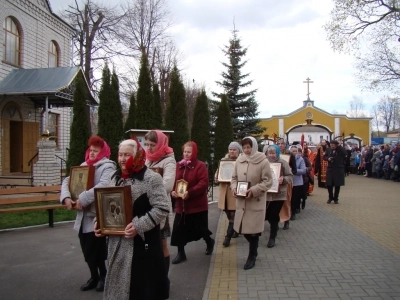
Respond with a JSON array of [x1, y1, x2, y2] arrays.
[[59, 131, 399, 299]]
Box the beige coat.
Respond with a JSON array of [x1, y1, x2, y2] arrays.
[[266, 158, 293, 201], [231, 152, 273, 234], [216, 154, 236, 210]]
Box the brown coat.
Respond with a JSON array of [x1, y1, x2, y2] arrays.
[[216, 154, 236, 210], [231, 152, 273, 234]]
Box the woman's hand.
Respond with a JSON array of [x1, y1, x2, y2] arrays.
[[63, 198, 74, 210], [245, 190, 253, 199], [182, 191, 189, 200], [278, 176, 283, 184], [94, 222, 104, 237], [214, 178, 219, 184], [171, 191, 178, 198], [232, 188, 238, 198], [75, 199, 83, 210], [125, 222, 137, 239]]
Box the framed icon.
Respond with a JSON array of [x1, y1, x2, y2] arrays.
[[68, 166, 95, 208], [236, 181, 250, 197], [268, 162, 282, 193], [94, 186, 133, 235], [175, 179, 188, 198], [280, 154, 290, 163], [217, 160, 235, 182], [149, 167, 164, 177]]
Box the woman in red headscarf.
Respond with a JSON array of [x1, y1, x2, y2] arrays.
[[170, 141, 214, 264], [60, 136, 116, 292]]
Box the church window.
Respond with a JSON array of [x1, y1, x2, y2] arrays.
[[48, 41, 59, 67], [3, 17, 21, 66]]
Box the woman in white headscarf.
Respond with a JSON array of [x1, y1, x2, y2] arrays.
[[231, 137, 273, 270], [215, 141, 242, 247]]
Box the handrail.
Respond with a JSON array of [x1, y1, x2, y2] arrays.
[[28, 152, 39, 187], [55, 155, 67, 185]]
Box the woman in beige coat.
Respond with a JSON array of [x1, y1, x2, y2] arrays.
[[231, 136, 273, 270], [215, 141, 242, 247]]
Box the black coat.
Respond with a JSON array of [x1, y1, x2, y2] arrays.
[[323, 146, 346, 186]]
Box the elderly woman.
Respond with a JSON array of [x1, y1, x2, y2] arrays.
[[170, 141, 214, 264], [265, 145, 293, 248], [144, 130, 176, 286], [60, 136, 116, 292], [231, 136, 273, 270], [94, 139, 170, 300], [289, 145, 306, 221], [215, 141, 242, 247]]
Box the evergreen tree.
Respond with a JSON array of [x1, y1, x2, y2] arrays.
[[191, 90, 210, 162], [153, 83, 163, 128], [66, 74, 91, 173], [165, 66, 189, 158], [123, 92, 137, 137], [98, 65, 124, 162], [213, 94, 233, 171], [136, 51, 155, 129], [213, 28, 265, 140]]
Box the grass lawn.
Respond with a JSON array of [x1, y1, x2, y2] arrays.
[[0, 208, 76, 230]]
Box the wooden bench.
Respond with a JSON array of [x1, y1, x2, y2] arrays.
[[0, 185, 64, 227]]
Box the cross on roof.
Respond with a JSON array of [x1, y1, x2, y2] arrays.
[[303, 77, 314, 99]]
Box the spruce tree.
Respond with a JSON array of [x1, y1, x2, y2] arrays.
[[124, 92, 137, 137], [153, 83, 163, 128], [214, 94, 234, 171], [97, 65, 124, 162], [191, 90, 210, 162], [213, 28, 265, 140], [165, 66, 189, 158], [136, 51, 155, 129], [66, 74, 91, 173]]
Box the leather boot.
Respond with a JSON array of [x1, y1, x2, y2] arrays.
[[172, 247, 187, 264], [244, 236, 258, 270], [232, 231, 239, 238], [81, 278, 98, 291], [223, 222, 234, 247], [283, 221, 289, 230], [267, 222, 278, 248], [96, 276, 105, 292], [164, 256, 170, 299], [205, 238, 215, 255]]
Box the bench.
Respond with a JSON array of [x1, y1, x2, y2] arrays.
[[0, 185, 64, 227]]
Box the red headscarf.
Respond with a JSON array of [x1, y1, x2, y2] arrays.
[[85, 136, 111, 166], [179, 141, 198, 166], [145, 130, 173, 162], [122, 138, 146, 179]]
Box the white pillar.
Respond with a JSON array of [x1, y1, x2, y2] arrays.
[[33, 140, 59, 186], [334, 118, 340, 139], [279, 119, 284, 138]]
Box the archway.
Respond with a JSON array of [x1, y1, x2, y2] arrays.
[[286, 124, 333, 145]]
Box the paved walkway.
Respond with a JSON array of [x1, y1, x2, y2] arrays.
[[204, 175, 400, 300]]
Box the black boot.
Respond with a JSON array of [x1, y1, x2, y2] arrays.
[[232, 231, 239, 238], [302, 199, 306, 209], [81, 262, 99, 291], [333, 186, 340, 204], [164, 256, 170, 299], [96, 261, 107, 292], [172, 247, 187, 264], [223, 222, 234, 247], [327, 186, 334, 203], [283, 221, 289, 230], [244, 236, 258, 270], [205, 237, 215, 255], [267, 222, 278, 248]]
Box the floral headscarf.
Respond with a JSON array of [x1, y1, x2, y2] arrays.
[[122, 138, 146, 179]]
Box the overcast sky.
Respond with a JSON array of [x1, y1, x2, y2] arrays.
[[48, 0, 383, 118]]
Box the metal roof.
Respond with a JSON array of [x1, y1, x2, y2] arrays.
[[0, 67, 97, 106]]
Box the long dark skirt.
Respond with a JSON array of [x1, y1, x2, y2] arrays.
[[171, 210, 212, 247], [78, 228, 107, 264]]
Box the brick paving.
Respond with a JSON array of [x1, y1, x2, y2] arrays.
[[204, 176, 400, 300]]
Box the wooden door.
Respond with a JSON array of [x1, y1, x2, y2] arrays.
[[22, 122, 40, 173], [1, 119, 10, 174], [10, 121, 23, 172]]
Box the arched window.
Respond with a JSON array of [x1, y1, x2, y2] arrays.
[[48, 40, 59, 67], [3, 17, 21, 66]]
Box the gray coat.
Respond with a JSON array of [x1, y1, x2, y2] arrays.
[[60, 158, 116, 233], [267, 158, 293, 201], [104, 168, 169, 300]]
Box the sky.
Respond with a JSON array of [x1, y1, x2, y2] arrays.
[[48, 0, 384, 118]]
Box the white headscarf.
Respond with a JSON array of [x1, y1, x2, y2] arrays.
[[243, 136, 258, 160]]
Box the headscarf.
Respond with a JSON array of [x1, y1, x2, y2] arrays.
[[243, 136, 258, 160], [145, 130, 173, 162], [85, 136, 111, 166], [179, 141, 198, 166], [122, 138, 146, 179], [266, 144, 280, 162], [228, 141, 242, 154]]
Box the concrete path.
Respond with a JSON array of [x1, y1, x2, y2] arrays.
[[204, 175, 400, 300]]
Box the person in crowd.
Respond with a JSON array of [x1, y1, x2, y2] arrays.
[[300, 145, 312, 210], [314, 140, 330, 187], [383, 155, 390, 180], [144, 130, 176, 291], [371, 147, 381, 178], [94, 139, 170, 300], [303, 143, 315, 194], [288, 146, 306, 220], [170, 141, 214, 264], [345, 144, 352, 176], [324, 140, 346, 204], [215, 141, 242, 247], [231, 137, 273, 270], [265, 145, 293, 248], [60, 136, 116, 292], [276, 138, 296, 229], [365, 145, 374, 178], [393, 146, 400, 182]]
